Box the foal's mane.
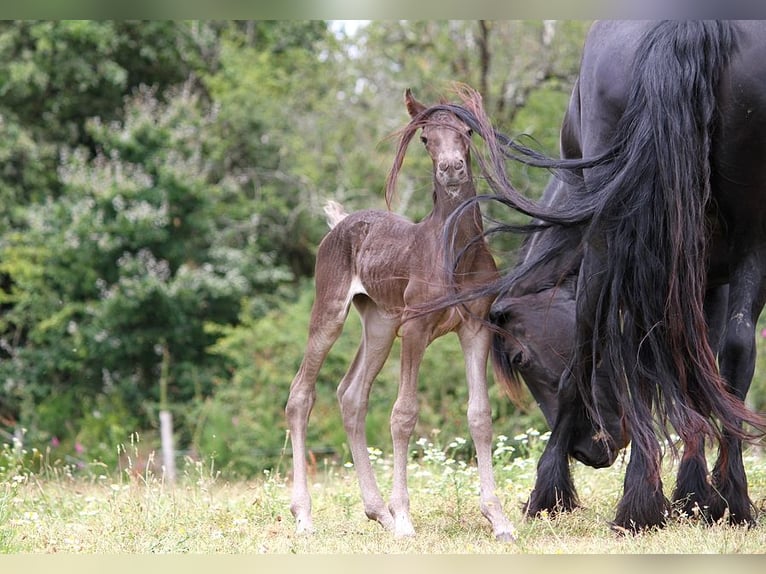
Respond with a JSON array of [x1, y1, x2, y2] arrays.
[[384, 84, 592, 217], [383, 87, 484, 210], [397, 85, 596, 320]]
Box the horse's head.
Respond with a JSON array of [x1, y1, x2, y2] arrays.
[[490, 286, 629, 468], [397, 89, 474, 197]]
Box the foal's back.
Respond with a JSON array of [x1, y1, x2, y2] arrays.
[[315, 208, 452, 318]]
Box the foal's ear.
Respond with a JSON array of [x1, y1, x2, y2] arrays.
[[405, 88, 426, 119]]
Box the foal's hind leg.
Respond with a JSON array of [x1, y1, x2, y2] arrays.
[[286, 293, 350, 534], [337, 298, 398, 532], [459, 323, 516, 541]]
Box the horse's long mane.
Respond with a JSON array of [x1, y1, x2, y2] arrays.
[[434, 27, 765, 455], [563, 21, 764, 455], [489, 24, 764, 448]]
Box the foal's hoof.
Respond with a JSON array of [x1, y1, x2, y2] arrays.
[[294, 521, 315, 536], [495, 530, 517, 543], [393, 517, 416, 538]]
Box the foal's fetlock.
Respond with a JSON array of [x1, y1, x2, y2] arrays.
[[291, 507, 315, 535], [480, 499, 516, 542], [364, 503, 395, 531], [387, 498, 416, 537], [494, 527, 517, 543]]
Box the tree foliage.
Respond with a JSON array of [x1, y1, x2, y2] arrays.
[[3, 20, 755, 476]]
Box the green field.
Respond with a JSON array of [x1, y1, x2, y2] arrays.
[[1, 431, 764, 554]]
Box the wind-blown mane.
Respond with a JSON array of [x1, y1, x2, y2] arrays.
[[443, 27, 762, 450], [400, 86, 598, 322], [567, 21, 739, 454], [386, 85, 598, 223]]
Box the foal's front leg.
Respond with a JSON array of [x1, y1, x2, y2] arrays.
[[388, 326, 429, 538], [459, 324, 516, 541]]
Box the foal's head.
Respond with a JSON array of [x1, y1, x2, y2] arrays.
[[386, 89, 475, 207]]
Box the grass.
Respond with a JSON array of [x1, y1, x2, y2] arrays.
[[0, 430, 765, 554]]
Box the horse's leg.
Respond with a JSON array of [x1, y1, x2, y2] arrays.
[[458, 322, 516, 541], [524, 395, 579, 516], [613, 432, 670, 532], [708, 252, 766, 525], [614, 320, 670, 531], [526, 247, 612, 518], [336, 298, 398, 531], [672, 285, 727, 519], [388, 320, 429, 538], [285, 290, 350, 534], [526, 245, 615, 517], [672, 432, 710, 520]]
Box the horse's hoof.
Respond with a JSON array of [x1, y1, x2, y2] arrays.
[[295, 522, 315, 536], [608, 518, 665, 535], [495, 530, 517, 543], [393, 518, 416, 538], [608, 521, 634, 536]]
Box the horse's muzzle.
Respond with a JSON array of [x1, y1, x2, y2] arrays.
[[570, 431, 620, 468]]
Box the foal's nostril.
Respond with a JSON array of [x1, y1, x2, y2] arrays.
[[439, 159, 465, 174]]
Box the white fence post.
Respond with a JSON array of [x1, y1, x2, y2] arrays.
[[159, 409, 176, 484]]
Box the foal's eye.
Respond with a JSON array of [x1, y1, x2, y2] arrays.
[[467, 128, 473, 137], [420, 135, 428, 145], [511, 351, 525, 367]]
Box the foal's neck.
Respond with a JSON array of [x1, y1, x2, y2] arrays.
[[424, 177, 483, 248]]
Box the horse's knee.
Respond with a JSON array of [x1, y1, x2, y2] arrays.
[[390, 400, 418, 438], [720, 320, 756, 392], [285, 383, 316, 424], [466, 404, 493, 441]]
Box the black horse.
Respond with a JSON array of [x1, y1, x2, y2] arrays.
[[442, 21, 766, 532]]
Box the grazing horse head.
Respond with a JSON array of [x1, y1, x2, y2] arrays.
[[490, 286, 629, 469]]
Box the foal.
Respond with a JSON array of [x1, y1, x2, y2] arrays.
[[285, 89, 515, 541]]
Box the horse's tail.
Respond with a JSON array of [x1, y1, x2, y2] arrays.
[[577, 21, 763, 452], [323, 200, 348, 229]]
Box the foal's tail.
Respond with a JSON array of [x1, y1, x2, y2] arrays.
[[323, 200, 348, 229], [573, 21, 764, 450]]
